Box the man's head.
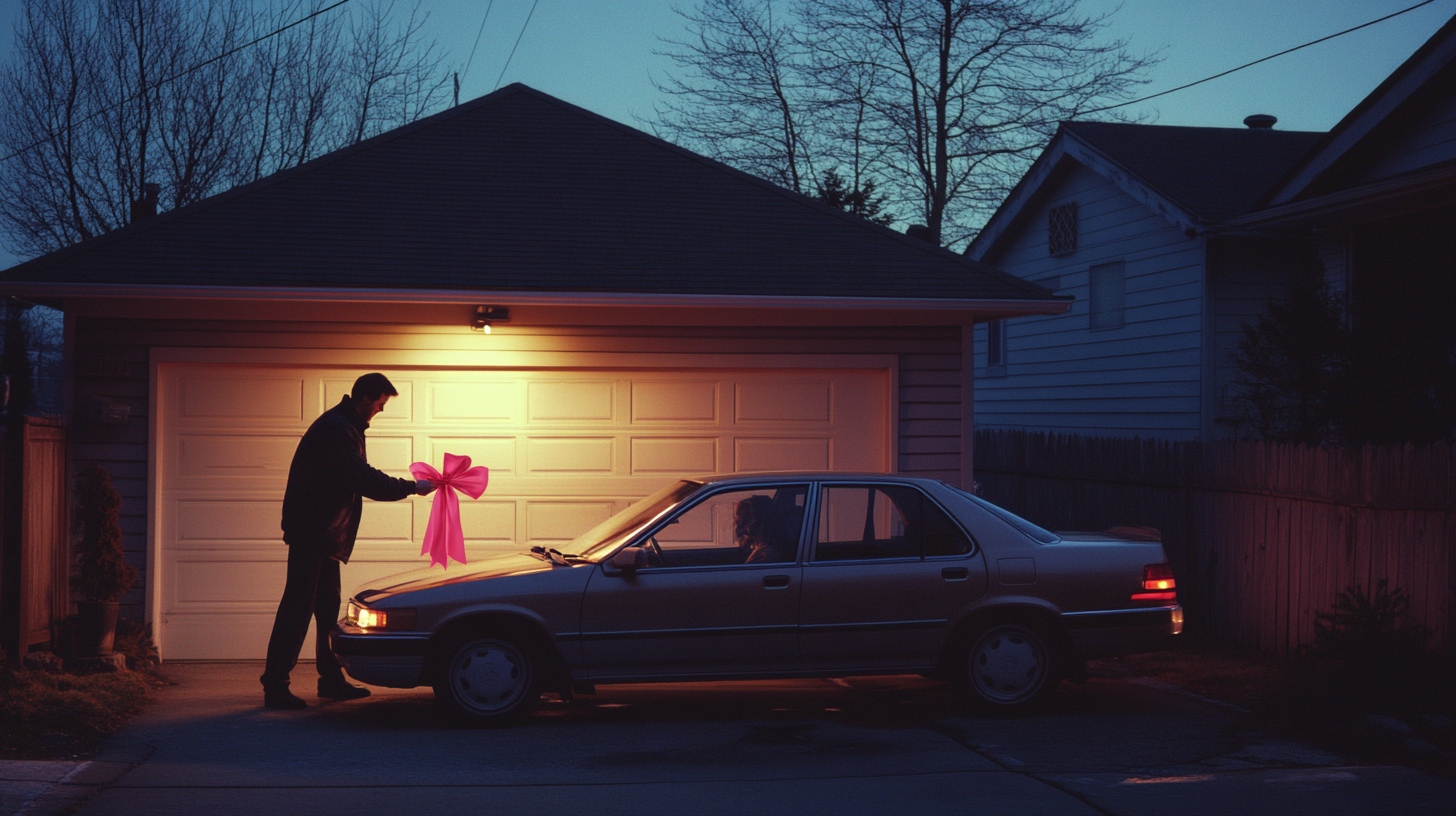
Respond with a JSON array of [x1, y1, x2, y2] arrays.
[[351, 373, 398, 421]]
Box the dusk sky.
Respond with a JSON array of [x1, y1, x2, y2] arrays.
[[1, 0, 1453, 270]]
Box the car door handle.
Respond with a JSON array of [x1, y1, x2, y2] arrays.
[[941, 567, 970, 582], [762, 575, 791, 589]]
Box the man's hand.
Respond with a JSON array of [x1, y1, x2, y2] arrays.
[[415, 479, 436, 496]]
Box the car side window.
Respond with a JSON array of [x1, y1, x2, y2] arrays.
[[640, 485, 807, 568], [813, 484, 972, 562]]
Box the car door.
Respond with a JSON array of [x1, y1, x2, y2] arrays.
[[799, 482, 988, 671], [578, 483, 808, 680]]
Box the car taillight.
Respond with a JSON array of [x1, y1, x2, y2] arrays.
[[1132, 563, 1177, 601]]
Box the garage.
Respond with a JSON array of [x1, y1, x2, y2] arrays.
[[154, 362, 891, 659]]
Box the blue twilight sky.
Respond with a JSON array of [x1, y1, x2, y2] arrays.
[[1, 0, 1454, 269]]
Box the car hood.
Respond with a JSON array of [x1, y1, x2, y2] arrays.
[[352, 551, 562, 603]]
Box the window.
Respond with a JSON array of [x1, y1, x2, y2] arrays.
[[1090, 260, 1125, 330], [639, 485, 807, 568], [813, 484, 973, 562], [985, 319, 1006, 368], [1048, 202, 1077, 256]]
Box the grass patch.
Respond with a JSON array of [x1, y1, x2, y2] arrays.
[[0, 666, 157, 759]]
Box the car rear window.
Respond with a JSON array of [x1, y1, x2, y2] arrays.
[[944, 485, 1061, 544]]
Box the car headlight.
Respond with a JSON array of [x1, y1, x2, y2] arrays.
[[346, 602, 417, 631]]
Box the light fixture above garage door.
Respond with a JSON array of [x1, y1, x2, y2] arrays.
[[470, 306, 510, 334]]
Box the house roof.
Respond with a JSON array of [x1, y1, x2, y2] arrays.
[[1060, 121, 1324, 223], [1, 83, 1057, 306], [966, 119, 1322, 262]]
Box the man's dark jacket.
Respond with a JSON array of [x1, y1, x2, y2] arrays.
[[281, 396, 415, 562]]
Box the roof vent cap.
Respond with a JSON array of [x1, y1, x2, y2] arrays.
[[1243, 114, 1277, 130]]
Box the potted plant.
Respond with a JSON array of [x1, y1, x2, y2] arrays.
[[71, 463, 136, 656]]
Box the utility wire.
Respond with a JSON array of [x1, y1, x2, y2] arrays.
[[0, 0, 352, 166], [494, 0, 540, 90], [461, 0, 495, 83], [1081, 0, 1439, 116]]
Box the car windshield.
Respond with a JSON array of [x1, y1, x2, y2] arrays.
[[569, 480, 704, 560], [944, 484, 1061, 544]]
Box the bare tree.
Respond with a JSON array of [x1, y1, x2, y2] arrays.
[[0, 0, 449, 260], [652, 0, 1156, 248]]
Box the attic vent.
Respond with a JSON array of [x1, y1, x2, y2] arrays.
[[1048, 202, 1078, 256]]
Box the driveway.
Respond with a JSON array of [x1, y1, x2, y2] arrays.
[[10, 662, 1456, 815]]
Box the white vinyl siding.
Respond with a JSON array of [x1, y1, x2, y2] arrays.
[[973, 162, 1206, 439]]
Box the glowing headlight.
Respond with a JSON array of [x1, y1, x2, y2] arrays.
[[347, 602, 416, 631]]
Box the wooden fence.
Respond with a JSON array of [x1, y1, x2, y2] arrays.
[[0, 416, 68, 663], [973, 429, 1454, 656]]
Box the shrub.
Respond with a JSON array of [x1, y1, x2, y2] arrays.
[[71, 463, 135, 602]]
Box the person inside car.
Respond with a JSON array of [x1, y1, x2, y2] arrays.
[[735, 495, 785, 564]]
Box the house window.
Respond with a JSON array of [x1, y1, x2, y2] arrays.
[[1048, 202, 1077, 256], [1089, 261, 1125, 330], [985, 320, 1006, 368]]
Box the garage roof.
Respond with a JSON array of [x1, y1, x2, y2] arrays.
[[2, 84, 1059, 304]]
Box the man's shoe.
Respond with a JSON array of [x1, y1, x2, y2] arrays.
[[263, 688, 308, 710], [318, 679, 371, 701]]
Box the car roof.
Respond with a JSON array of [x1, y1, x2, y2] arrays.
[[693, 472, 943, 486]]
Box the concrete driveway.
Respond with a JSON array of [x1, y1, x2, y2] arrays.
[[10, 662, 1456, 815]]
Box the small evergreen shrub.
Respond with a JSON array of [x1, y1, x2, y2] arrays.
[[71, 463, 135, 602]]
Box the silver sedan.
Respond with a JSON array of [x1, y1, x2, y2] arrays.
[[332, 473, 1182, 722]]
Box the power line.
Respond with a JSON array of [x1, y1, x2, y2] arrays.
[[1081, 0, 1439, 116], [494, 0, 541, 90], [0, 0, 352, 166], [461, 0, 496, 83]]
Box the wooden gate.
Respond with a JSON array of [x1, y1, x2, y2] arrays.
[[1, 416, 68, 662]]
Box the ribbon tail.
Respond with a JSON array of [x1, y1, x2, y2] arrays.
[[443, 484, 467, 567], [421, 486, 457, 568]]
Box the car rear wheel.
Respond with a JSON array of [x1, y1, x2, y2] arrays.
[[959, 622, 1057, 713], [435, 636, 538, 724]]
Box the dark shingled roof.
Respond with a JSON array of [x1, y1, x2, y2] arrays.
[[3, 84, 1052, 303], [1063, 121, 1326, 223]]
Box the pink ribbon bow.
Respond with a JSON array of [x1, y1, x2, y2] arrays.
[[409, 453, 489, 568]]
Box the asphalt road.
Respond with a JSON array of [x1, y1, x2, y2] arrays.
[[14, 662, 1456, 815]]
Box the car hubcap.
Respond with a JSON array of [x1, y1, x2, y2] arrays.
[[970, 625, 1046, 704], [450, 640, 528, 714]]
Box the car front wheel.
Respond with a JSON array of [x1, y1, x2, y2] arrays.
[[959, 622, 1057, 713], [435, 636, 538, 724]]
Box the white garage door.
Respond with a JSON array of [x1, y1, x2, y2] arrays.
[[154, 364, 890, 659]]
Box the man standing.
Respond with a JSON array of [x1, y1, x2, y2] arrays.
[[261, 373, 434, 710]]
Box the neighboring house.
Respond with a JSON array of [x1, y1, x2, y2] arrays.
[[0, 84, 1066, 659], [967, 14, 1456, 441]]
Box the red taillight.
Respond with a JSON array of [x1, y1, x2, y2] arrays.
[[1132, 563, 1176, 601]]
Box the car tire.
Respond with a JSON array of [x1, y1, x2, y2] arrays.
[[434, 635, 538, 724], [957, 621, 1058, 714]]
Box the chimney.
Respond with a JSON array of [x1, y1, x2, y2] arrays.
[[130, 182, 160, 224], [1243, 114, 1277, 130]]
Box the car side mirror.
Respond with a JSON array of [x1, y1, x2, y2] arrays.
[[610, 547, 648, 572]]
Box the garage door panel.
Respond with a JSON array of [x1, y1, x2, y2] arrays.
[[526, 500, 616, 542], [631, 381, 718, 423], [735, 437, 831, 472], [356, 500, 415, 540], [528, 381, 616, 422], [176, 499, 282, 541], [180, 376, 305, 422], [526, 437, 615, 474], [159, 364, 891, 659], [428, 381, 520, 422], [427, 437, 516, 474], [176, 434, 297, 483], [736, 380, 831, 423], [630, 437, 718, 474]]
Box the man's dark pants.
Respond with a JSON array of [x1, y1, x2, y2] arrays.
[[261, 537, 347, 690]]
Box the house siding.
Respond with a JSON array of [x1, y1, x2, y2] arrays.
[[975, 163, 1205, 439], [69, 312, 965, 622]]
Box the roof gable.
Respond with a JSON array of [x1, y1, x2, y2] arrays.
[[3, 84, 1051, 304], [1265, 13, 1456, 205]]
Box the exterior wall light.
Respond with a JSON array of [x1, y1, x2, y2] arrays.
[[470, 306, 509, 334]]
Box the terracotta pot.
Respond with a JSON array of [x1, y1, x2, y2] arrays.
[[75, 601, 119, 656]]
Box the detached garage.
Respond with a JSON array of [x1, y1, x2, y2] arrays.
[[2, 84, 1068, 659]]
